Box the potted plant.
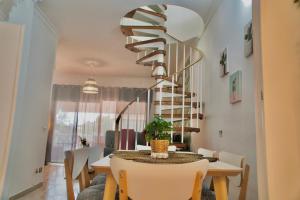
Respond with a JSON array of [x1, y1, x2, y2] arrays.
[[145, 116, 172, 158], [79, 136, 89, 147]]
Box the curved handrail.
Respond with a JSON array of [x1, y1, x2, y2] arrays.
[[114, 33, 204, 149]]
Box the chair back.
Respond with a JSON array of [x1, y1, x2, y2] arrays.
[[88, 145, 101, 167], [219, 151, 244, 186], [64, 147, 91, 200], [136, 145, 151, 151], [168, 145, 177, 152], [111, 156, 209, 200], [219, 151, 245, 200], [197, 148, 217, 157], [239, 164, 250, 200]]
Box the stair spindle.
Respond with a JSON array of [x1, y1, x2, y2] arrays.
[[159, 84, 162, 116], [147, 89, 151, 123], [196, 63, 200, 128], [135, 97, 140, 150], [167, 44, 171, 76], [171, 75, 175, 142], [200, 60, 203, 114], [190, 48, 193, 127], [175, 42, 179, 81], [181, 44, 186, 143], [126, 107, 130, 150], [119, 116, 123, 150]]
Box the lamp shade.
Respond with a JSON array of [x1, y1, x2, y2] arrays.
[[82, 78, 99, 94]]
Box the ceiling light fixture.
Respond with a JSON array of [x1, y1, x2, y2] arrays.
[[82, 61, 99, 94], [82, 78, 99, 94]]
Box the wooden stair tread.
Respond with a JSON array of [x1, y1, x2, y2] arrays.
[[163, 85, 183, 90], [125, 38, 166, 52], [135, 8, 167, 21], [148, 5, 167, 13], [173, 127, 201, 132], [154, 88, 195, 97], [154, 101, 200, 108], [121, 25, 167, 36], [171, 143, 187, 150], [142, 61, 166, 68], [156, 113, 204, 119], [154, 75, 168, 79], [143, 61, 166, 67], [136, 50, 166, 64]]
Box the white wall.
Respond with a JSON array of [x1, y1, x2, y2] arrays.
[[192, 0, 257, 199], [53, 71, 155, 88], [2, 1, 57, 198], [253, 0, 300, 199], [0, 22, 23, 199]]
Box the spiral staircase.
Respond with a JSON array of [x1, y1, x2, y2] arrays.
[[115, 4, 205, 151]]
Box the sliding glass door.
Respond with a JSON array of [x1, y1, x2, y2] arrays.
[[46, 85, 148, 164], [50, 101, 78, 163]]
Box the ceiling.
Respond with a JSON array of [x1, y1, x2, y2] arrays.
[[38, 0, 221, 78]]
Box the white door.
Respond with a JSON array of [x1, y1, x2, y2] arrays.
[[0, 22, 23, 197]]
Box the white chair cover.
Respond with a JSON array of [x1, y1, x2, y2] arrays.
[[72, 148, 89, 179], [168, 145, 177, 152], [136, 145, 151, 151], [111, 156, 209, 200], [197, 148, 217, 157], [197, 148, 217, 189], [88, 145, 101, 167]]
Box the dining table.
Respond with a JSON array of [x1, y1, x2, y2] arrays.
[[91, 152, 242, 200]]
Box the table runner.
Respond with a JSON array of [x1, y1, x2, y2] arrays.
[[111, 150, 218, 164]]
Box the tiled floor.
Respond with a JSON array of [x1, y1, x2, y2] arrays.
[[17, 164, 79, 200]]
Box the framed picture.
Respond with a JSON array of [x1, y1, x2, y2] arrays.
[[244, 20, 253, 57], [229, 70, 242, 104], [219, 48, 229, 77]]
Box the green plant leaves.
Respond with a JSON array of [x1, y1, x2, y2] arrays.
[[145, 116, 173, 142]]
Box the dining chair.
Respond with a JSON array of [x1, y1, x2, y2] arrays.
[[87, 145, 102, 178], [219, 151, 245, 199], [64, 148, 106, 200], [197, 148, 217, 193], [202, 164, 250, 200], [135, 145, 151, 151], [197, 148, 217, 157], [238, 164, 250, 200], [110, 156, 209, 200]]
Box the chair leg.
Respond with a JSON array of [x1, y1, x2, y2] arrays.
[[64, 159, 75, 200], [119, 170, 128, 200], [192, 171, 203, 200]]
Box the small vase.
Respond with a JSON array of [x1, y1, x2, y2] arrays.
[[150, 140, 169, 159]]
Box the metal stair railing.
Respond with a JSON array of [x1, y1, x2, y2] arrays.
[[114, 37, 205, 150]]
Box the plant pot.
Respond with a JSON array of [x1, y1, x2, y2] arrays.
[[150, 140, 169, 159]]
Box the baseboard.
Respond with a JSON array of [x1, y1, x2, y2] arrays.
[[9, 182, 43, 200]]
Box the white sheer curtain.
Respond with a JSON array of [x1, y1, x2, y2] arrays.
[[45, 85, 147, 163]]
